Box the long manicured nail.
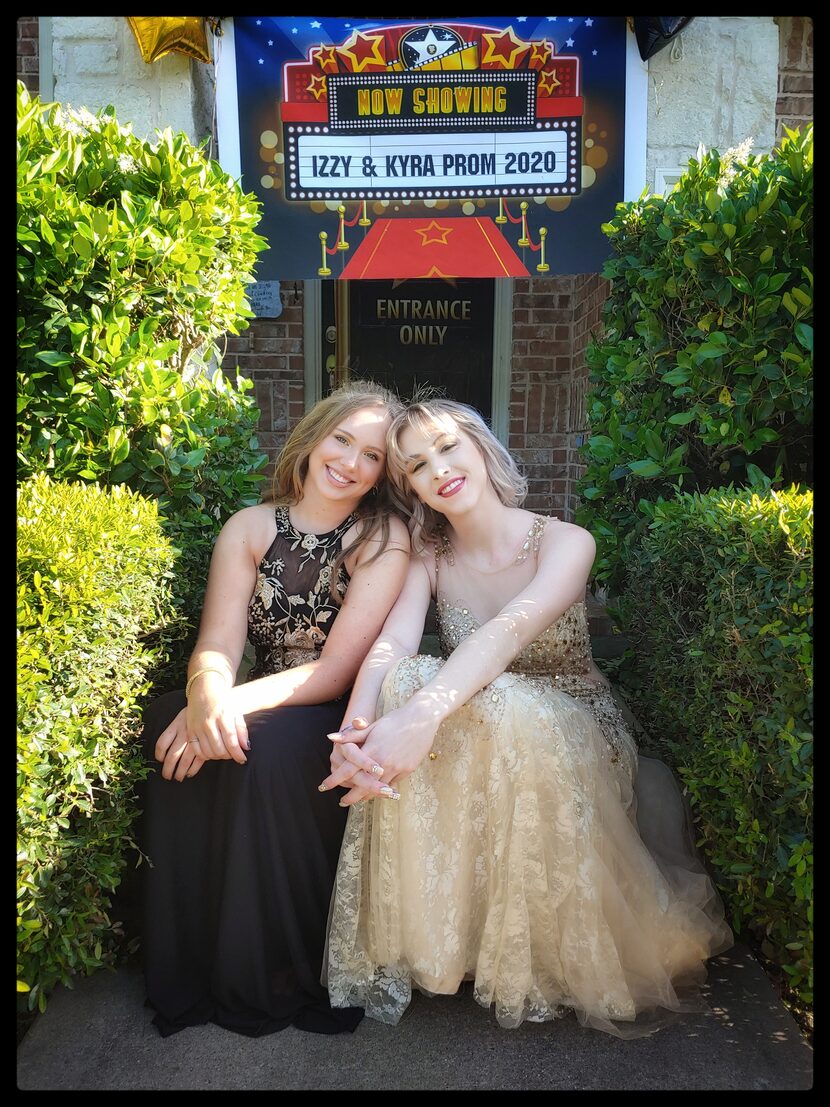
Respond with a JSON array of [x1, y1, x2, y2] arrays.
[[379, 786, 400, 800], [318, 783, 328, 792], [370, 764, 384, 776]]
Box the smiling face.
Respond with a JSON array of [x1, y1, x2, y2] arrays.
[[398, 415, 490, 515], [305, 405, 391, 507]]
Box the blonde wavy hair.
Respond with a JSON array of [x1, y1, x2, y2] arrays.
[[267, 379, 404, 586], [385, 398, 527, 553]]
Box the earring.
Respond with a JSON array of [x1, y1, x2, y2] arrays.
[[371, 485, 379, 496]]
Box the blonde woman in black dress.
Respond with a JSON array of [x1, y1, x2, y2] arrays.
[[140, 381, 409, 1037]]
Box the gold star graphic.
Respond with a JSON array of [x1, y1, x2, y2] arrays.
[[415, 220, 454, 246], [306, 73, 328, 101], [538, 68, 562, 96], [481, 27, 530, 69], [421, 266, 457, 279], [337, 29, 386, 73], [530, 40, 554, 68]]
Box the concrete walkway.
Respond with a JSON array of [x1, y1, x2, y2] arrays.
[[17, 943, 811, 1091]]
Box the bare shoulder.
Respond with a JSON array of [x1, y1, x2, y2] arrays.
[[539, 517, 596, 556], [215, 502, 277, 558], [351, 512, 411, 566]]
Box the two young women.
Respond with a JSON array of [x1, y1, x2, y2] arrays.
[[142, 386, 731, 1042]]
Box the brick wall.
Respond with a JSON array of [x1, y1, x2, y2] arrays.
[[222, 285, 306, 478], [569, 273, 610, 520], [509, 275, 608, 521], [17, 17, 39, 93], [509, 277, 574, 518], [776, 17, 813, 141]]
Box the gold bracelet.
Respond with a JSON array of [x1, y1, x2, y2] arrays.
[[185, 667, 228, 701]]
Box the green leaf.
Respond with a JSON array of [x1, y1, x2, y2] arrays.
[[667, 410, 696, 425], [727, 275, 751, 294], [794, 322, 813, 352], [661, 367, 691, 386], [35, 351, 74, 368], [627, 459, 664, 477], [72, 233, 92, 259], [39, 215, 55, 245]]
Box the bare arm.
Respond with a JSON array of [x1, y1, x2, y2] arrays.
[[326, 520, 597, 802], [319, 554, 434, 797], [156, 508, 409, 780], [404, 522, 595, 730], [336, 554, 433, 727]]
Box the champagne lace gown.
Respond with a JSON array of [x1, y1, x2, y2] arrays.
[[140, 506, 363, 1037], [326, 516, 732, 1038]]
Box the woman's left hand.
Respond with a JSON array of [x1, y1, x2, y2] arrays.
[[322, 705, 440, 806], [155, 707, 208, 782]]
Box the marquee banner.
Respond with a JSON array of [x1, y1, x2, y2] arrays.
[[225, 16, 628, 281]]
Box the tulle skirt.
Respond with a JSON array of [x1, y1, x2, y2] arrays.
[[325, 656, 732, 1038], [140, 689, 363, 1037]]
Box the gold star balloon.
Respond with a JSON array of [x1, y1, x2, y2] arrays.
[[127, 17, 212, 64]]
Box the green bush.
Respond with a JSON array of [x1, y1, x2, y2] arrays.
[[578, 127, 812, 592], [17, 476, 181, 1013], [114, 365, 269, 689], [612, 486, 812, 1004], [16, 82, 270, 667]]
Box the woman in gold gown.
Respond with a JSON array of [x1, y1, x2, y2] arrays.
[[320, 398, 732, 1038]]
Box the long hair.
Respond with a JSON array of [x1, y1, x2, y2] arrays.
[[267, 379, 404, 586], [385, 398, 527, 553]]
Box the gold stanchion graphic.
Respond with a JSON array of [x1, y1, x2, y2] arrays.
[[336, 205, 349, 250], [317, 231, 332, 277], [518, 201, 530, 247], [358, 200, 371, 227], [496, 196, 507, 225], [536, 227, 550, 272]]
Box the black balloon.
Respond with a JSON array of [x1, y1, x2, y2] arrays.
[[633, 17, 696, 62]]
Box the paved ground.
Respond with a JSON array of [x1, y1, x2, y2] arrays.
[[17, 943, 812, 1091]]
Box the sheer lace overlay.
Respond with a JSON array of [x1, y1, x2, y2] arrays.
[[247, 506, 353, 679], [325, 517, 732, 1037]]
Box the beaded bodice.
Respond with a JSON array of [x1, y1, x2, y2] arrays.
[[246, 505, 354, 680], [436, 595, 594, 677], [433, 514, 635, 767], [434, 514, 593, 677]]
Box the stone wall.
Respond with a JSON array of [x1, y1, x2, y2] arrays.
[[776, 17, 813, 141], [24, 15, 211, 144], [510, 277, 575, 518], [222, 288, 307, 480], [646, 16, 779, 190]]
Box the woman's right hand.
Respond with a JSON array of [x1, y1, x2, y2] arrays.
[[185, 675, 249, 766]]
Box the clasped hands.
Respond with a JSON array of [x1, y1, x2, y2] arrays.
[[154, 686, 249, 782], [319, 707, 439, 807]]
